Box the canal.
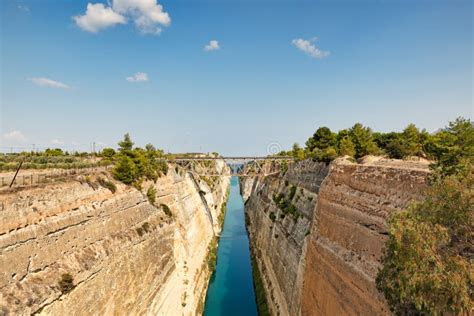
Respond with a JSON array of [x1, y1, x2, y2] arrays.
[[203, 176, 258, 316]]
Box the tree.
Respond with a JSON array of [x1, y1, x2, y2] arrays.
[[291, 143, 305, 161], [349, 123, 379, 158], [425, 117, 474, 178], [101, 148, 116, 158], [312, 127, 336, 150], [401, 124, 422, 157], [384, 133, 405, 159], [377, 172, 473, 315], [145, 143, 156, 153], [338, 136, 356, 157], [118, 133, 134, 153], [113, 155, 136, 184], [45, 148, 64, 156]]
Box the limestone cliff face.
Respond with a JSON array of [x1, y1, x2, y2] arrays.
[[0, 161, 230, 316], [241, 157, 430, 316], [241, 160, 330, 316]]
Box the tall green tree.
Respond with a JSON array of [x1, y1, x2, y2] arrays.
[[113, 155, 136, 184], [349, 123, 379, 158], [118, 133, 134, 154], [401, 124, 423, 157], [291, 143, 305, 161], [425, 117, 474, 178], [338, 136, 356, 157], [312, 127, 336, 150]]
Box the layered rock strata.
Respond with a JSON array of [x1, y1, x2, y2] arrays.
[[0, 161, 230, 316], [241, 157, 430, 316]]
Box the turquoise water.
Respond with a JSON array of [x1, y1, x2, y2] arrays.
[[203, 176, 258, 316]]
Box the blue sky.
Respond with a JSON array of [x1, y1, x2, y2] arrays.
[[1, 0, 472, 155]]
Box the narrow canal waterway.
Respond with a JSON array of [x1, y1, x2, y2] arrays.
[[204, 176, 258, 316]]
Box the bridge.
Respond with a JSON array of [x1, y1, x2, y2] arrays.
[[168, 156, 294, 178], [2, 156, 294, 188]]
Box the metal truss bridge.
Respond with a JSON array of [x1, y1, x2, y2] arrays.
[[168, 156, 294, 177]]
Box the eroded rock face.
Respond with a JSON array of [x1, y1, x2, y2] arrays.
[[241, 157, 430, 316], [0, 162, 230, 316], [241, 160, 330, 316]]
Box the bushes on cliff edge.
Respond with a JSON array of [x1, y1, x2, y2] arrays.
[[112, 134, 168, 186], [278, 117, 472, 164], [377, 118, 474, 315], [377, 167, 473, 313]]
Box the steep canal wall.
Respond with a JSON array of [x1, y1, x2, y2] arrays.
[[0, 161, 230, 315], [241, 156, 430, 315]]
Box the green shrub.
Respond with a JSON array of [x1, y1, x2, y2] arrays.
[[101, 148, 116, 158], [269, 212, 276, 222], [84, 176, 98, 190], [207, 237, 218, 272], [97, 177, 116, 193], [113, 155, 136, 185], [250, 250, 270, 316], [377, 171, 473, 315], [147, 186, 156, 204], [161, 204, 172, 217], [58, 273, 74, 294], [288, 185, 297, 201], [136, 227, 145, 237], [142, 222, 151, 233]]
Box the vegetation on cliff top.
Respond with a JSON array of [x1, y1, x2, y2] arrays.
[[279, 117, 472, 167], [376, 118, 473, 315], [112, 134, 168, 185]]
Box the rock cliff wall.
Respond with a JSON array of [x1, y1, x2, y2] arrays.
[[241, 157, 430, 316], [0, 161, 230, 316]]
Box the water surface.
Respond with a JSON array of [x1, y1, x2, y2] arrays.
[[203, 176, 258, 316]]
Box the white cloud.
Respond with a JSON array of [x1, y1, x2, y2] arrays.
[[113, 0, 171, 35], [126, 72, 149, 82], [3, 130, 27, 143], [28, 77, 70, 89], [204, 40, 220, 52], [291, 38, 330, 59], [74, 3, 126, 33], [18, 5, 30, 12], [51, 139, 65, 145], [74, 0, 170, 35]]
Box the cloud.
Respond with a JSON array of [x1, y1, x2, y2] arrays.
[[204, 40, 220, 52], [3, 130, 27, 143], [126, 72, 149, 82], [51, 139, 65, 145], [74, 0, 170, 35], [291, 38, 330, 59], [28, 77, 70, 89], [74, 3, 126, 33], [113, 0, 171, 35], [17, 5, 30, 12]]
